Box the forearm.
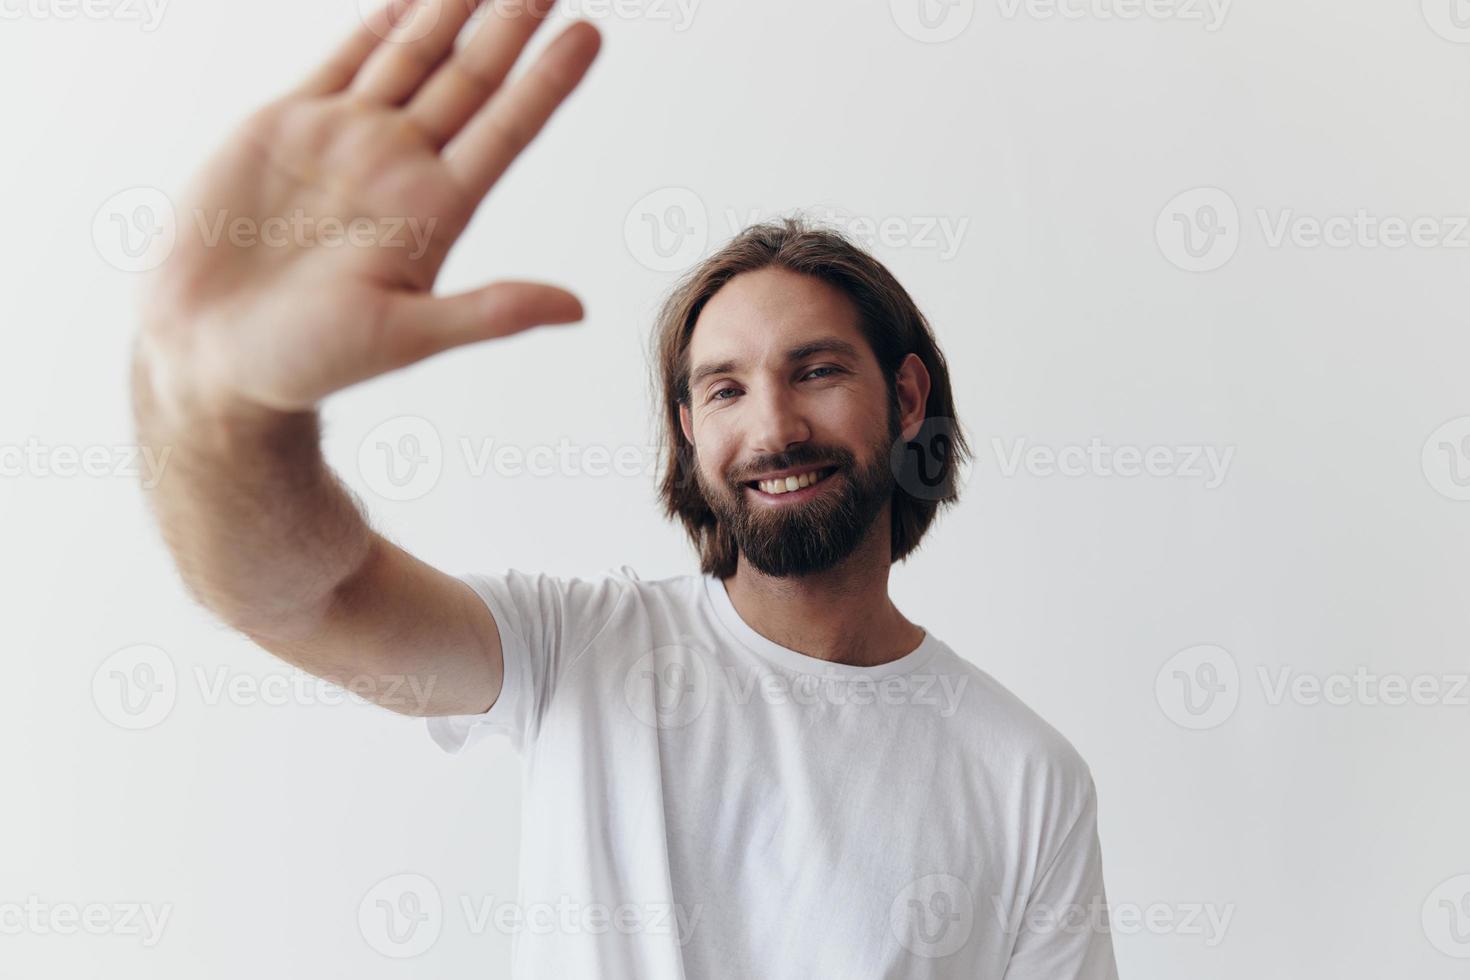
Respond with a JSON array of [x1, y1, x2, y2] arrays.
[[130, 341, 373, 643]]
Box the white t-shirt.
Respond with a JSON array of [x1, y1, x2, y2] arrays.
[[427, 566, 1118, 980]]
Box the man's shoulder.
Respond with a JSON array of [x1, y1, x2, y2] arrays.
[[931, 646, 1097, 792], [587, 564, 706, 605], [467, 563, 699, 598], [483, 563, 706, 629]]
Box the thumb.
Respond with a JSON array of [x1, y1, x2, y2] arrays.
[[386, 279, 585, 359]]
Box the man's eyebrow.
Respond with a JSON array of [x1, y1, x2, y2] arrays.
[[687, 338, 862, 391]]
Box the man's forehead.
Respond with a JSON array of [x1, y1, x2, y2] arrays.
[[687, 268, 863, 363], [697, 267, 854, 326]]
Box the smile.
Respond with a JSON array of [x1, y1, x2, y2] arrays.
[[745, 465, 839, 498]]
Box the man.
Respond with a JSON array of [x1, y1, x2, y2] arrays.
[[131, 1, 1119, 976]]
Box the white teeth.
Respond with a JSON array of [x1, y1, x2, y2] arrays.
[[755, 468, 828, 495]]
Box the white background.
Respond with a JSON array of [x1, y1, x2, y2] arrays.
[[3, 0, 1469, 976]]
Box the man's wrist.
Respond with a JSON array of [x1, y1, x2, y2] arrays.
[[129, 331, 318, 464]]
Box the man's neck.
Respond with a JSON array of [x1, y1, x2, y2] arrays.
[[722, 528, 925, 669]]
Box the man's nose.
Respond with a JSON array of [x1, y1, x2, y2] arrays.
[[748, 382, 811, 455]]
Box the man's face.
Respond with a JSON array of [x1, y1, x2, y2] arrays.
[[678, 267, 902, 578]]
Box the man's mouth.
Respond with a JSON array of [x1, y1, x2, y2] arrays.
[[744, 465, 839, 497]]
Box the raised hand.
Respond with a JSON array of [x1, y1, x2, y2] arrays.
[[136, 0, 602, 417]]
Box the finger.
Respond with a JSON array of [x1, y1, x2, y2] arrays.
[[406, 0, 557, 148], [295, 0, 423, 96], [380, 280, 585, 367], [444, 20, 601, 200], [351, 0, 485, 106]]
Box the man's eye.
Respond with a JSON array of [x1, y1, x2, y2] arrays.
[[711, 368, 839, 401]]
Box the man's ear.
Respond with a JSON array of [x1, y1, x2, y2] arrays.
[[896, 353, 932, 442], [678, 402, 695, 445]]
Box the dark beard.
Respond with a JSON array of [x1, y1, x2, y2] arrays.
[[699, 402, 902, 578]]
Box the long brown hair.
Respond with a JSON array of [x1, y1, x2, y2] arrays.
[[649, 214, 971, 579]]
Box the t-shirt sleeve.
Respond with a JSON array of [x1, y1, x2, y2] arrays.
[[425, 568, 631, 756], [1000, 773, 1119, 980]]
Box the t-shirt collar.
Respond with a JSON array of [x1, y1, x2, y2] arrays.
[[701, 571, 942, 678]]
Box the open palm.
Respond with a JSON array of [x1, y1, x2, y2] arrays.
[[141, 0, 601, 413]]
